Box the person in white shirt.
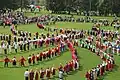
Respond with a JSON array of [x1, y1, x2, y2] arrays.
[[12, 57, 17, 67], [24, 69, 29, 80], [8, 43, 11, 53], [14, 42, 18, 53], [59, 70, 64, 80], [4, 43, 7, 54]]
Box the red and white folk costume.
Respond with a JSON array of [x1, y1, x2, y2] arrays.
[[51, 48, 55, 57], [28, 56, 32, 65], [51, 67, 56, 76], [43, 51, 47, 60], [36, 54, 40, 62], [46, 68, 51, 79], [45, 38, 49, 47], [39, 52, 43, 61], [40, 69, 45, 79], [35, 70, 39, 80], [12, 57, 17, 66], [48, 49, 52, 58], [100, 64, 104, 76], [85, 71, 90, 80], [19, 56, 26, 66], [32, 55, 35, 64]]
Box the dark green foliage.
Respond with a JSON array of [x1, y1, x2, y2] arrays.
[[46, 0, 120, 16], [0, 0, 29, 10]]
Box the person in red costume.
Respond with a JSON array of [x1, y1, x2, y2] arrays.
[[36, 53, 39, 64], [85, 71, 90, 80], [19, 56, 26, 67], [39, 52, 43, 61], [48, 48, 52, 59], [100, 64, 103, 76], [40, 68, 45, 80], [32, 54, 35, 65], [46, 67, 51, 80], [4, 56, 10, 67], [51, 65, 56, 77], [37, 23, 44, 29], [35, 69, 39, 80]]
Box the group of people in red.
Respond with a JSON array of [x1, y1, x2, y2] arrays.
[[24, 59, 79, 80], [2, 45, 62, 67]]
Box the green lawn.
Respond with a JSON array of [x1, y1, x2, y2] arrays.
[[0, 21, 120, 80]]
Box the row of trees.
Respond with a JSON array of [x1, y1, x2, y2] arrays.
[[0, 0, 29, 10], [0, 0, 120, 16], [46, 0, 120, 16]]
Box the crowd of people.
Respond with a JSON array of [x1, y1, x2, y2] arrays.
[[1, 11, 119, 29], [24, 59, 79, 80], [79, 36, 115, 80], [23, 37, 79, 80], [0, 24, 67, 55], [0, 11, 119, 80], [23, 24, 118, 80], [1, 42, 68, 67]]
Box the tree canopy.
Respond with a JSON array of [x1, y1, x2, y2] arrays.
[[46, 0, 120, 16], [0, 0, 29, 10], [0, 0, 120, 16]]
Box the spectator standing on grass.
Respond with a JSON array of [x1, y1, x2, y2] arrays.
[[24, 69, 29, 80]]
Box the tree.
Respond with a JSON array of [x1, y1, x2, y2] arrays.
[[7, 0, 20, 10], [0, 0, 30, 11], [112, 0, 120, 16], [45, 0, 120, 16]]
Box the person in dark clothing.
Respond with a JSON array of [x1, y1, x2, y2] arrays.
[[29, 69, 34, 80]]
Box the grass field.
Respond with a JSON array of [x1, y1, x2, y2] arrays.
[[0, 20, 120, 80]]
